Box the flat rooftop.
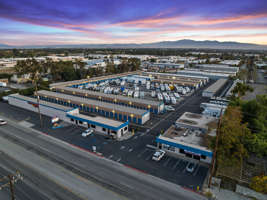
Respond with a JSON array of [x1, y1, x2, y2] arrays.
[[50, 71, 141, 88], [68, 112, 126, 128], [203, 79, 227, 94], [177, 70, 232, 77], [176, 112, 218, 131], [197, 64, 239, 72], [8, 93, 75, 112], [157, 125, 213, 155], [58, 86, 161, 106], [37, 90, 148, 116], [163, 126, 208, 148]]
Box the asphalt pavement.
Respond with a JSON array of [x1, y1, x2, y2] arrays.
[[0, 151, 83, 200], [0, 117, 207, 200]]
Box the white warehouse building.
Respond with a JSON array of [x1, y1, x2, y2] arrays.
[[8, 93, 129, 139]]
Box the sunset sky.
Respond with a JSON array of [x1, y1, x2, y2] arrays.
[[0, 0, 266, 46]]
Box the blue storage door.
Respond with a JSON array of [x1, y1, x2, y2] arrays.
[[138, 118, 142, 124], [133, 117, 137, 123], [119, 114, 122, 120]]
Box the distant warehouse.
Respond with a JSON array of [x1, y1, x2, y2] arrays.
[[8, 93, 129, 139], [202, 79, 228, 98], [37, 90, 150, 125]]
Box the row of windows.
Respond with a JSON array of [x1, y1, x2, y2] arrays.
[[179, 149, 207, 160]]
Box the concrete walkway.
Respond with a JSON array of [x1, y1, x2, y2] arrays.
[[206, 187, 252, 200]]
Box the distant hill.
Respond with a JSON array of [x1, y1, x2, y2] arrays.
[[0, 43, 11, 48], [1, 39, 266, 50]]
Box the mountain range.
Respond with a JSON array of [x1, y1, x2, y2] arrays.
[[0, 39, 266, 50]]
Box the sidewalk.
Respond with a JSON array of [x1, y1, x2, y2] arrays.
[[204, 186, 252, 200]]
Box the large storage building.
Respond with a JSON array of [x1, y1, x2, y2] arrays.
[[52, 86, 164, 114], [8, 93, 129, 139], [37, 90, 150, 125], [202, 79, 228, 98]]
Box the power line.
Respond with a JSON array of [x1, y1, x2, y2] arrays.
[[0, 171, 23, 200]]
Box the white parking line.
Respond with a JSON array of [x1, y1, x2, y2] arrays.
[[193, 164, 200, 176], [163, 157, 171, 167], [108, 155, 113, 159], [145, 154, 152, 161], [120, 146, 125, 150], [117, 158, 121, 162], [172, 160, 181, 170], [137, 149, 148, 158], [128, 148, 133, 152]]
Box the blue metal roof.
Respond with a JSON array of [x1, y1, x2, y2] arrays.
[[155, 137, 213, 158]]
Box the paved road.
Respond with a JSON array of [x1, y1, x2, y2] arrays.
[[0, 152, 83, 200], [0, 118, 207, 200]]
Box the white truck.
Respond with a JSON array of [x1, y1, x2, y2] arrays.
[[0, 82, 7, 87]]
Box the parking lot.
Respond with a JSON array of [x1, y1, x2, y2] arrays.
[[0, 81, 212, 190]]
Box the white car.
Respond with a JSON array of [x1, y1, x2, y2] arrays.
[[82, 129, 93, 137], [0, 119, 7, 126], [152, 150, 166, 161], [186, 162, 196, 173], [165, 105, 175, 111]]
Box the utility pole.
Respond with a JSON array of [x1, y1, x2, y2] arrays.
[[8, 175, 15, 200], [34, 71, 43, 129], [208, 108, 223, 188], [0, 171, 23, 200]]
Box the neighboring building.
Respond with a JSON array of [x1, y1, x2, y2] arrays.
[[220, 60, 240, 66], [175, 112, 217, 133], [8, 93, 129, 139], [202, 79, 228, 98], [10, 74, 31, 83], [155, 112, 217, 164], [156, 112, 217, 164], [176, 70, 231, 79]]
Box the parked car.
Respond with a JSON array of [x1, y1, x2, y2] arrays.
[[0, 119, 7, 126], [165, 105, 175, 111], [186, 162, 196, 173], [152, 150, 166, 161], [82, 129, 93, 137]]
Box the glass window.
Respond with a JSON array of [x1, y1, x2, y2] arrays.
[[91, 124, 96, 129]]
